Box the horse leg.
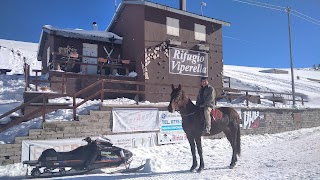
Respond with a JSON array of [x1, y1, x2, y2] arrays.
[[187, 135, 197, 172], [195, 136, 204, 173], [223, 126, 237, 169]]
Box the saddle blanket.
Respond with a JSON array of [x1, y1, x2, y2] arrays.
[[210, 109, 223, 121]]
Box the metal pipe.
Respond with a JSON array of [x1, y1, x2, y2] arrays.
[[180, 0, 186, 11]]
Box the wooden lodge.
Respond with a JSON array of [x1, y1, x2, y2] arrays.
[[35, 0, 230, 102]]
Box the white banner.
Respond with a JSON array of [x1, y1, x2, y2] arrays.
[[22, 133, 157, 162], [112, 108, 159, 133], [159, 111, 183, 132], [158, 132, 187, 145]]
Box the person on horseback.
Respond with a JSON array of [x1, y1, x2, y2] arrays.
[[196, 77, 216, 135]]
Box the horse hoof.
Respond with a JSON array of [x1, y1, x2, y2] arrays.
[[197, 167, 204, 173], [190, 166, 197, 172], [229, 164, 235, 169]]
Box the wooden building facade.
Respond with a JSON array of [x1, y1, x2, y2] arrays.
[[37, 25, 138, 98], [108, 0, 230, 102], [36, 0, 230, 102]]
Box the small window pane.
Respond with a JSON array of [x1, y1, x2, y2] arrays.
[[195, 23, 206, 41], [167, 17, 179, 36]]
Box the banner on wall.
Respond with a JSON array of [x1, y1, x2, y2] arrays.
[[22, 133, 157, 162], [158, 132, 187, 145], [159, 111, 183, 132], [112, 108, 159, 133], [242, 111, 266, 129], [169, 47, 208, 77]]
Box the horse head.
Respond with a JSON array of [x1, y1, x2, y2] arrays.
[[168, 84, 185, 113]]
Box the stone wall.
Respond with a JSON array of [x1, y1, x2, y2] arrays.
[[1, 105, 320, 165], [0, 110, 112, 165]]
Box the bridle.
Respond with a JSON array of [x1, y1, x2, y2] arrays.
[[170, 92, 195, 117]]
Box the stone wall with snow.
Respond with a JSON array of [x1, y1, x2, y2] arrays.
[[0, 105, 320, 165]]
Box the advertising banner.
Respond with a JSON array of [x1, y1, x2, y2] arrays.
[[158, 132, 187, 145], [159, 111, 183, 132], [22, 133, 157, 162], [169, 47, 208, 77], [242, 111, 266, 129], [112, 108, 159, 133]]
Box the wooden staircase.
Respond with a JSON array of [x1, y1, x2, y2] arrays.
[[0, 79, 144, 133]]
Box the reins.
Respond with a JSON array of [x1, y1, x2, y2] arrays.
[[178, 111, 195, 117]]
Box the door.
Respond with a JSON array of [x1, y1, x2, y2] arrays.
[[82, 43, 98, 74]]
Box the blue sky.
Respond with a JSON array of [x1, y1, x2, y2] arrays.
[[0, 0, 319, 68]]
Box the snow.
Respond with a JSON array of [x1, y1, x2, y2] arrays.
[[0, 39, 41, 75], [43, 25, 123, 41], [224, 65, 320, 108], [1, 39, 320, 179], [1, 126, 320, 179]]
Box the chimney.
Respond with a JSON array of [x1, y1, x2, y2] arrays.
[[180, 0, 186, 11], [92, 22, 98, 31]]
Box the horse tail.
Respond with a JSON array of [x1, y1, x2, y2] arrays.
[[236, 125, 241, 156]]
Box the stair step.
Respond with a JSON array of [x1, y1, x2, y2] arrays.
[[29, 102, 72, 106], [10, 115, 23, 121]]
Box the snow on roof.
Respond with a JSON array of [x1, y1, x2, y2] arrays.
[[108, 1, 230, 31], [43, 25, 123, 44]]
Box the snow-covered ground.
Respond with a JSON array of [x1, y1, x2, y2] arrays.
[[1, 126, 320, 179], [1, 39, 320, 179], [224, 65, 320, 107], [0, 39, 41, 75]]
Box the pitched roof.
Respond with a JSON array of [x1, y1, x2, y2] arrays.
[[43, 25, 123, 44], [107, 0, 230, 31]]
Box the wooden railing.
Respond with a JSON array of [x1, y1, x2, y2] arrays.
[[0, 79, 145, 132], [52, 52, 135, 76], [222, 88, 306, 106]]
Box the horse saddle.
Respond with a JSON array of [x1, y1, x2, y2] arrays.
[[210, 109, 223, 121]]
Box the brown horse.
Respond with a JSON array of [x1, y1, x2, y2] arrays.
[[168, 84, 241, 172]]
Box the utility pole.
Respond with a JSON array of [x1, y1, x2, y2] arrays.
[[286, 7, 296, 106]]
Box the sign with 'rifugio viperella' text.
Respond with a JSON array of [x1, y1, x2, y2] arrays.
[[169, 47, 208, 77]]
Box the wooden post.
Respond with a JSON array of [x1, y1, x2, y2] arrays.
[[135, 84, 140, 104], [35, 70, 38, 91], [272, 93, 275, 107], [101, 80, 104, 102], [62, 73, 66, 93], [245, 91, 249, 106], [25, 64, 30, 91], [301, 96, 304, 105], [228, 77, 231, 88], [42, 94, 46, 122], [73, 96, 76, 121]]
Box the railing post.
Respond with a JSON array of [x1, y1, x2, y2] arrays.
[[73, 96, 76, 121], [272, 93, 275, 107], [35, 70, 38, 91], [245, 91, 249, 106], [25, 64, 30, 91], [42, 94, 46, 122], [101, 80, 104, 102], [301, 96, 304, 105]]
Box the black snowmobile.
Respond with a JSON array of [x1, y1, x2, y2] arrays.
[[23, 136, 145, 178]]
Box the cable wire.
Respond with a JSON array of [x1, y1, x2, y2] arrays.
[[291, 9, 320, 23], [232, 0, 320, 26], [241, 0, 285, 9], [232, 0, 284, 11], [291, 13, 320, 26]]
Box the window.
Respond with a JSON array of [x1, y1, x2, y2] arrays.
[[167, 17, 179, 36], [195, 23, 206, 41]]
